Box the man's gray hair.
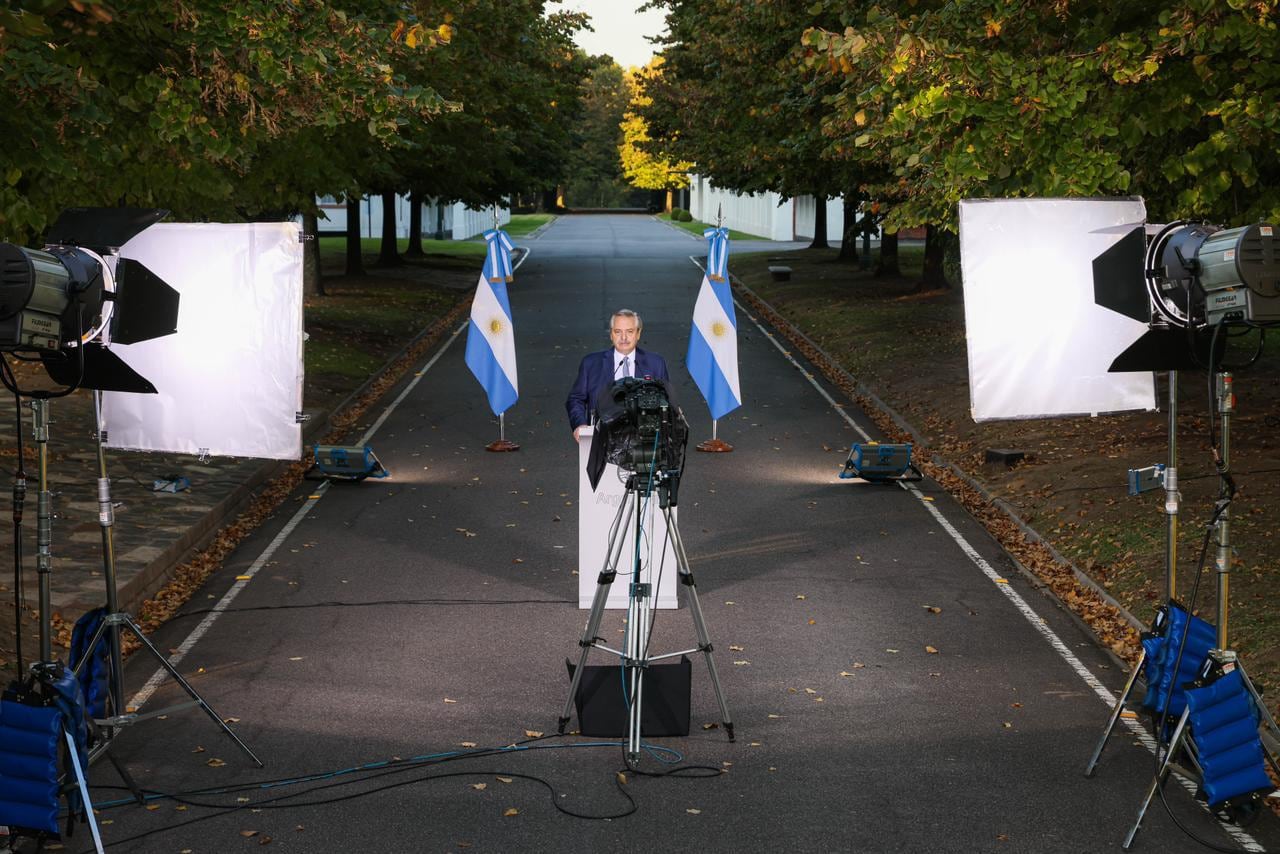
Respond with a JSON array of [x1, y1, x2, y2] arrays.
[[611, 309, 642, 331]]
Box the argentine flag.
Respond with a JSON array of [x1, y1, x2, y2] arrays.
[[465, 229, 518, 415], [687, 271, 742, 421]]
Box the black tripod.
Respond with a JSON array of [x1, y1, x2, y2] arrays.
[[559, 463, 733, 763], [69, 390, 262, 767]]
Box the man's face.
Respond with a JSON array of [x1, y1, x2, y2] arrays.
[[610, 315, 640, 355]]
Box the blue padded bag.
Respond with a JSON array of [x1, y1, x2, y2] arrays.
[[70, 606, 110, 719], [0, 699, 62, 834], [1185, 669, 1274, 809]]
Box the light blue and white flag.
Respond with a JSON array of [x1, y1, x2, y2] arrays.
[[483, 227, 514, 283], [687, 236, 741, 420], [465, 229, 518, 415], [704, 226, 729, 282]]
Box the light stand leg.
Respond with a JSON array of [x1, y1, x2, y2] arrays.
[[1123, 707, 1193, 850], [559, 491, 634, 733], [1087, 372, 1181, 778], [92, 392, 125, 735], [1084, 647, 1146, 778], [664, 505, 734, 740], [1165, 371, 1180, 602], [1214, 372, 1233, 650], [9, 400, 27, 679], [31, 397, 53, 663]]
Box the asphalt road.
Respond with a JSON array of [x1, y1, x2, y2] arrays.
[[83, 215, 1280, 853]]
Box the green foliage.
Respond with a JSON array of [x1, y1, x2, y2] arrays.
[[642, 1, 852, 201], [803, 0, 1280, 230], [563, 59, 638, 207], [647, 1, 1280, 236], [0, 0, 450, 242], [397, 1, 590, 208], [619, 59, 693, 191], [0, 1, 589, 243]]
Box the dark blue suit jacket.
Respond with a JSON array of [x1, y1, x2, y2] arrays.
[[566, 347, 670, 430]]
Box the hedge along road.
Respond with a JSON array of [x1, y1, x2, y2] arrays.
[[89, 214, 1280, 853]]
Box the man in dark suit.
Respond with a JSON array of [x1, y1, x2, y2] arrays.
[[566, 309, 669, 440]]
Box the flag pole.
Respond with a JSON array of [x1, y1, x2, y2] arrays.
[[697, 204, 734, 452], [486, 411, 519, 452], [481, 207, 518, 451]]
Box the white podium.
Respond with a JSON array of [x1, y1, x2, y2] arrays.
[[577, 427, 679, 609]]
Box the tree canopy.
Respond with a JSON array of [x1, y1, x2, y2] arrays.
[[0, 0, 589, 243], [641, 0, 1280, 233], [619, 59, 693, 192]]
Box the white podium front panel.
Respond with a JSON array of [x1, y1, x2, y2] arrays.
[[578, 427, 679, 609]]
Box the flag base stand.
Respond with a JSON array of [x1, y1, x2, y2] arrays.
[[695, 418, 732, 453], [485, 412, 519, 452]]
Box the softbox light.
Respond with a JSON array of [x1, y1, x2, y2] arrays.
[[959, 198, 1157, 421], [100, 223, 304, 460]]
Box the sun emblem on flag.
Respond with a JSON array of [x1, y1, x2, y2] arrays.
[[711, 321, 728, 338], [489, 317, 504, 335]]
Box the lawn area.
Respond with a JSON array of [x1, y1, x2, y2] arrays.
[[315, 213, 553, 267], [657, 211, 766, 241], [305, 241, 481, 412]]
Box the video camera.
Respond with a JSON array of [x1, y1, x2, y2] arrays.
[[589, 377, 688, 501]]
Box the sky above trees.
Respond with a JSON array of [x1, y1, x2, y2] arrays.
[[560, 0, 664, 69]]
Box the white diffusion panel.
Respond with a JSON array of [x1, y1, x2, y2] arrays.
[[959, 198, 1156, 422], [101, 223, 304, 460]]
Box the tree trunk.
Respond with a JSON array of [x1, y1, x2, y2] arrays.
[[406, 191, 424, 258], [302, 212, 325, 297], [345, 197, 364, 277], [808, 197, 829, 250], [876, 230, 900, 278], [921, 224, 952, 290], [541, 189, 556, 213], [836, 198, 859, 262], [377, 190, 402, 266]]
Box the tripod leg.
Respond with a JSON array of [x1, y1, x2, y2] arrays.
[[559, 493, 633, 734], [105, 746, 144, 805], [664, 507, 734, 741], [1085, 648, 1146, 777], [119, 616, 263, 767], [1122, 707, 1191, 850]]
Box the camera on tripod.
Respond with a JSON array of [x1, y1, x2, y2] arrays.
[[590, 377, 689, 506], [598, 377, 685, 472]]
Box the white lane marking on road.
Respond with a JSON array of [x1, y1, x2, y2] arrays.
[[127, 248, 532, 712], [127, 484, 330, 710], [718, 252, 1265, 851]]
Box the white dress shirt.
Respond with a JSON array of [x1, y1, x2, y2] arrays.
[[613, 350, 634, 379]]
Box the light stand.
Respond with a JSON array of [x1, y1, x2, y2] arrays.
[[558, 459, 734, 763], [72, 391, 262, 767], [8, 391, 28, 679], [1085, 370, 1182, 776], [1119, 371, 1280, 848]]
